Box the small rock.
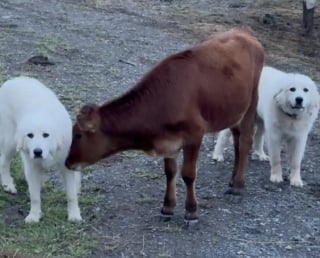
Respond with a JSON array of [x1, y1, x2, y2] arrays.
[[27, 55, 55, 66], [261, 13, 276, 25]]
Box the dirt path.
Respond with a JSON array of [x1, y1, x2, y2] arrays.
[[0, 0, 320, 257]]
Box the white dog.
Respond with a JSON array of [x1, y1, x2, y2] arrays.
[[0, 76, 82, 223], [212, 66, 320, 187]]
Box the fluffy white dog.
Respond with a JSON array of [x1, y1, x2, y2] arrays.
[[0, 76, 82, 223], [212, 66, 320, 187]]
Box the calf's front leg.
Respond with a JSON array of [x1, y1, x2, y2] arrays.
[[161, 157, 178, 216]]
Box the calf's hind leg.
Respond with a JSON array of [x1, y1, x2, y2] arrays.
[[231, 123, 255, 194], [228, 91, 257, 194], [228, 127, 240, 190], [181, 141, 202, 222], [161, 157, 178, 216]]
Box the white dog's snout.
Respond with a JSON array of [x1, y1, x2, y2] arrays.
[[295, 97, 303, 105], [292, 96, 305, 110], [33, 148, 43, 158]]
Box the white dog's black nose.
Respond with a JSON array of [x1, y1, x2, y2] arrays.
[[295, 97, 303, 105], [33, 148, 43, 158]]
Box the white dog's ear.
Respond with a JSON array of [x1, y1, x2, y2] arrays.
[[15, 133, 25, 152], [307, 93, 320, 115], [50, 134, 63, 155], [49, 135, 63, 157], [56, 135, 64, 151], [274, 89, 285, 106]]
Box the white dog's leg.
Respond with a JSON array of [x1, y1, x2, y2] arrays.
[[288, 136, 308, 187], [0, 150, 17, 194], [252, 120, 269, 161], [61, 167, 82, 222], [74, 171, 82, 195], [267, 133, 283, 183], [212, 129, 232, 161], [21, 154, 42, 223]]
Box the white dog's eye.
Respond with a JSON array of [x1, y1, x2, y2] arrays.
[[289, 87, 296, 92], [303, 88, 309, 92], [43, 133, 49, 138], [27, 133, 34, 138]]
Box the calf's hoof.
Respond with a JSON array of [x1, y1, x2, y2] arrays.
[[225, 187, 244, 196], [228, 179, 244, 192], [161, 206, 174, 217], [184, 210, 199, 224]]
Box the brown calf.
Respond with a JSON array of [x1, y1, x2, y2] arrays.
[[66, 27, 264, 222]]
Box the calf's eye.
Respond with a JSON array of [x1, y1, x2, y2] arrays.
[[289, 87, 296, 92], [75, 133, 82, 140], [27, 133, 34, 138], [43, 133, 49, 138]]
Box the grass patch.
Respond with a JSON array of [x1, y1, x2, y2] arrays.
[[36, 35, 65, 56], [250, 0, 279, 8], [146, 224, 182, 233], [133, 168, 160, 180], [0, 64, 9, 85], [120, 150, 143, 159], [134, 193, 157, 205], [0, 157, 99, 257]]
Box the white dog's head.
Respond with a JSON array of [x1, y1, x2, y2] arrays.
[[274, 73, 319, 118], [16, 120, 63, 160]]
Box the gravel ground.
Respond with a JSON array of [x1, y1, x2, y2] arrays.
[[0, 0, 320, 257]]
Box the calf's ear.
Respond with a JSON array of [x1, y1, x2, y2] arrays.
[[76, 103, 100, 133]]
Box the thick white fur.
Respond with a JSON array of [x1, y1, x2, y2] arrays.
[[213, 66, 320, 187], [0, 76, 82, 223], [305, 0, 317, 9]]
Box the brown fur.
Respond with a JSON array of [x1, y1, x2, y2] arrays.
[[66, 26, 264, 221]]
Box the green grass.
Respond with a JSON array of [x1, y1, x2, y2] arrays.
[[251, 0, 278, 8], [35, 35, 65, 56], [133, 168, 161, 180], [0, 157, 99, 258], [0, 64, 9, 85]]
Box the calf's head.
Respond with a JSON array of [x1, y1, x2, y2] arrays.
[[65, 103, 107, 169]]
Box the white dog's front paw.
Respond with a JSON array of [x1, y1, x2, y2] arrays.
[[212, 152, 224, 162], [68, 212, 82, 222], [3, 183, 17, 194], [290, 176, 303, 187], [68, 206, 82, 222], [270, 173, 283, 183], [25, 212, 41, 223], [251, 151, 269, 161]]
